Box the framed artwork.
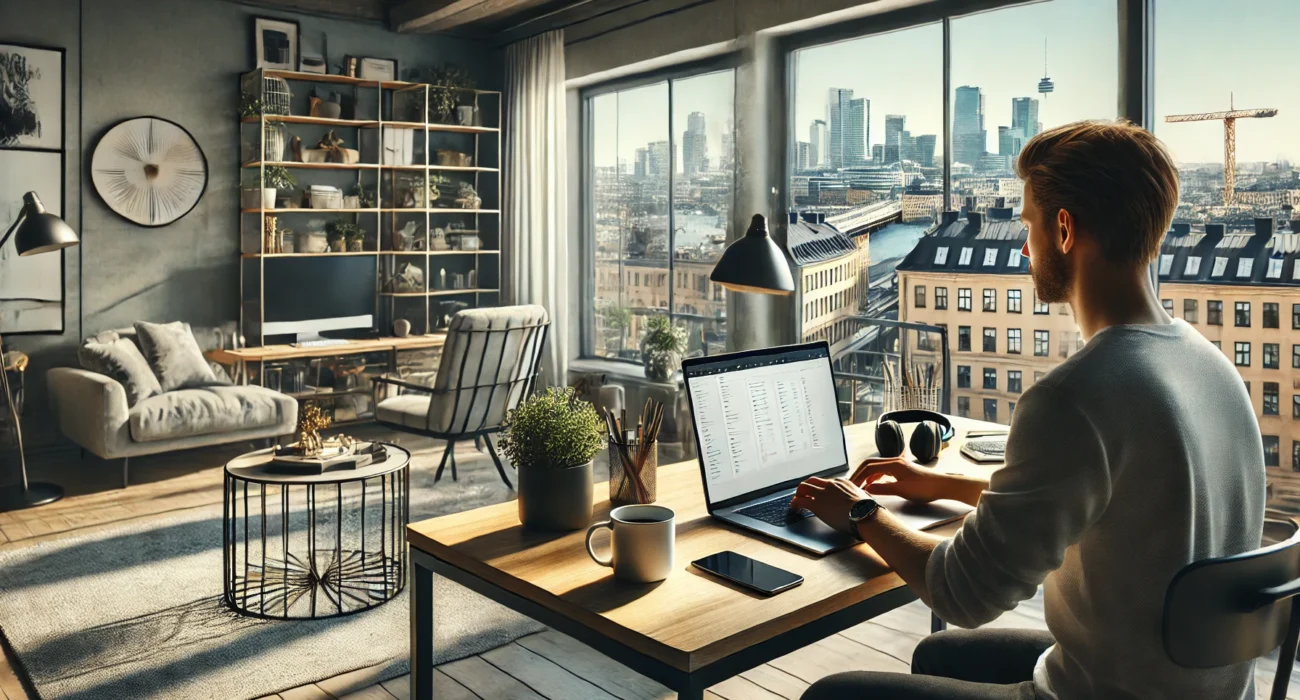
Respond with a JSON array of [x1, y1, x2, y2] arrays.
[[299, 31, 327, 74], [0, 43, 64, 150], [0, 42, 65, 334], [359, 57, 398, 82], [254, 17, 299, 71], [91, 117, 208, 227], [0, 150, 64, 333]]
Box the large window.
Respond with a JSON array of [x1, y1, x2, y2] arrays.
[[982, 327, 996, 353], [1184, 299, 1198, 324], [1007, 289, 1022, 314], [1207, 300, 1222, 326], [1236, 341, 1251, 367], [1265, 303, 1280, 329], [958, 288, 972, 311], [957, 365, 971, 389], [1235, 301, 1251, 328], [982, 288, 996, 312], [958, 326, 971, 352], [1034, 330, 1049, 357], [586, 69, 734, 361], [1007, 328, 1022, 354], [983, 367, 997, 390], [1265, 343, 1280, 370], [1265, 382, 1280, 416], [935, 287, 948, 310], [1008, 370, 1022, 394]]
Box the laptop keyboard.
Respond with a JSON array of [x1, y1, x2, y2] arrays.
[[736, 494, 814, 526]]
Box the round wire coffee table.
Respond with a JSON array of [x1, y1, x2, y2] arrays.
[[223, 443, 410, 619]]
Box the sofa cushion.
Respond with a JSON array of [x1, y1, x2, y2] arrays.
[[376, 394, 433, 431], [134, 321, 222, 392], [129, 385, 294, 443], [78, 332, 163, 407]]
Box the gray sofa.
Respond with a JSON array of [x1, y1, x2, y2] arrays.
[[48, 326, 298, 487]]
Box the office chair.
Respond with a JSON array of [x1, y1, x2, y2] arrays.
[[1164, 518, 1300, 700]]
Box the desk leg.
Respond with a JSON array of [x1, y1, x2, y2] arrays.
[[411, 557, 434, 699], [678, 677, 706, 700], [931, 611, 946, 634]]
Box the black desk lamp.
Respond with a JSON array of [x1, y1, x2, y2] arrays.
[[709, 214, 795, 295], [0, 192, 79, 511]]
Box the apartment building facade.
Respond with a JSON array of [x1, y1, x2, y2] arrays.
[[899, 211, 1300, 512], [897, 207, 1081, 424], [789, 213, 870, 354]]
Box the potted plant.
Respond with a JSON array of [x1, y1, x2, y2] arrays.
[[499, 387, 604, 531], [325, 220, 362, 252], [407, 65, 474, 123], [346, 226, 366, 252], [263, 165, 296, 209], [641, 315, 687, 382]]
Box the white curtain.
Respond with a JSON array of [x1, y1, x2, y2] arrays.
[[504, 30, 568, 387]]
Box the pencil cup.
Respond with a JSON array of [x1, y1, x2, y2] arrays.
[[609, 438, 657, 506]]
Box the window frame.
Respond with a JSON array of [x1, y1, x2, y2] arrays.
[[1007, 327, 1022, 354], [1183, 298, 1198, 324], [1007, 289, 1022, 314], [935, 286, 949, 310], [1235, 341, 1251, 367], [982, 288, 996, 312], [1235, 301, 1251, 328], [958, 287, 972, 312], [579, 55, 740, 362]]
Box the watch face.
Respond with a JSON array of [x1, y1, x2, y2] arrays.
[[850, 498, 879, 520]]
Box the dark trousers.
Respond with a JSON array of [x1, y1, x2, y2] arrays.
[[801, 628, 1055, 700]]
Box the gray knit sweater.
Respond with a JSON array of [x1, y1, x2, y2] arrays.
[[925, 319, 1265, 699]]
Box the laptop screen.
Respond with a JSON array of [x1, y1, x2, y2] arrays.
[[684, 343, 848, 504]]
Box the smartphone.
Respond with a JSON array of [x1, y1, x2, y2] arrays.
[[691, 551, 804, 596]]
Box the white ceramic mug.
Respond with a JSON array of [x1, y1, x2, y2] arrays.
[[585, 504, 675, 583]]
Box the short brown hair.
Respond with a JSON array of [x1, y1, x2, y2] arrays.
[[1016, 120, 1180, 265]]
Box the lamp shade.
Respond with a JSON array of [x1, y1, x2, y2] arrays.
[[12, 192, 79, 256], [709, 214, 795, 295]]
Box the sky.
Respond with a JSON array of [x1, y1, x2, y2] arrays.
[[594, 0, 1299, 169]]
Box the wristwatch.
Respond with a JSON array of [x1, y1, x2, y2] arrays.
[[847, 497, 881, 540]]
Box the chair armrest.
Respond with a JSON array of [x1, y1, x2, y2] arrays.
[[371, 375, 436, 394], [47, 367, 131, 458]]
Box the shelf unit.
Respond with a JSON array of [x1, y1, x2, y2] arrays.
[[239, 68, 502, 349]]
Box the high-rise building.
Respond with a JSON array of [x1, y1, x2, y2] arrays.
[[720, 128, 735, 171], [634, 147, 648, 178], [796, 141, 812, 172], [884, 114, 907, 164], [953, 85, 987, 167], [998, 126, 1024, 157], [647, 140, 670, 179], [827, 88, 868, 168], [914, 134, 938, 167], [1011, 97, 1041, 141], [810, 119, 828, 168], [871, 144, 884, 164], [681, 111, 708, 177]]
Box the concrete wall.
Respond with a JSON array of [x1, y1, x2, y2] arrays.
[[0, 0, 497, 450]]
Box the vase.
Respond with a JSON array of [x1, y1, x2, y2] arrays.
[[262, 188, 277, 209], [299, 233, 328, 254], [348, 239, 364, 252], [518, 461, 594, 532], [319, 101, 342, 120], [343, 195, 360, 209], [328, 236, 345, 253], [643, 350, 681, 382]]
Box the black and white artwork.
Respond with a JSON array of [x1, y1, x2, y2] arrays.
[[91, 117, 208, 227], [0, 150, 64, 333], [0, 43, 63, 150], [254, 17, 299, 71], [299, 31, 327, 74], [359, 57, 398, 82]]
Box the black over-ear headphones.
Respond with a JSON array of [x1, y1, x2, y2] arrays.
[[875, 410, 955, 463]]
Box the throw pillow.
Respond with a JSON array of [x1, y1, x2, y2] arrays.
[[78, 332, 163, 407], [134, 321, 219, 392]]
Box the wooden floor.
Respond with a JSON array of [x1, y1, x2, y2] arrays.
[[0, 438, 1296, 700]]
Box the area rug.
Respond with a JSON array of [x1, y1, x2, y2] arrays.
[[0, 439, 587, 700]]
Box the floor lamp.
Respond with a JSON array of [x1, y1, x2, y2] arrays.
[[0, 192, 79, 511]]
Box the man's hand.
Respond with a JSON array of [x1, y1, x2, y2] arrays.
[[792, 476, 869, 535], [852, 457, 988, 507]]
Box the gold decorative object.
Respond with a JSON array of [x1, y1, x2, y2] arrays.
[[296, 402, 332, 456], [264, 215, 278, 253]]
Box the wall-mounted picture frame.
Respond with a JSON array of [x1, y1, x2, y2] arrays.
[[91, 116, 208, 228], [299, 31, 327, 75], [0, 42, 64, 150], [358, 57, 398, 82], [0, 41, 65, 334], [254, 17, 299, 71]]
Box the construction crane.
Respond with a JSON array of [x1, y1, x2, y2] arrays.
[[1164, 96, 1278, 204]]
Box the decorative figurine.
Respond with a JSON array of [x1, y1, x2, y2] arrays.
[[296, 402, 331, 456]]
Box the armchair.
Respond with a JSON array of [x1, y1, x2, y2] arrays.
[[373, 305, 549, 488]]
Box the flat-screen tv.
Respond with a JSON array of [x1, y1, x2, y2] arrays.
[[263, 256, 377, 341]]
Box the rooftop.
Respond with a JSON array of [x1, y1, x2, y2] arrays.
[[787, 212, 860, 266]]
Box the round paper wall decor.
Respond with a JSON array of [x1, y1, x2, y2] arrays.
[[91, 117, 208, 227]]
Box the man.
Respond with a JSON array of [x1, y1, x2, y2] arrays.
[[795, 120, 1265, 700]]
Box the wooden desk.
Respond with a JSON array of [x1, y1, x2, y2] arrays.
[[208, 333, 446, 365], [407, 417, 1002, 698]]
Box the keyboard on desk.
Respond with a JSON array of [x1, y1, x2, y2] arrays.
[[736, 494, 814, 527], [292, 339, 351, 348]]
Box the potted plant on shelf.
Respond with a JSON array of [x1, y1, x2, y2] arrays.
[[499, 387, 604, 531], [407, 64, 475, 124], [325, 220, 362, 253], [346, 226, 365, 252], [640, 315, 687, 382], [263, 165, 296, 209]]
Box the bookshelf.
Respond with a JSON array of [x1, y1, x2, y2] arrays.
[[238, 68, 502, 349]]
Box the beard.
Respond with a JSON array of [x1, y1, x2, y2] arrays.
[[1029, 242, 1072, 304]]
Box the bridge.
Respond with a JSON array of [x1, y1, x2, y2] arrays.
[[825, 200, 903, 236]]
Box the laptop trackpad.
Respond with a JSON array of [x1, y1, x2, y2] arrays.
[[784, 511, 855, 543]]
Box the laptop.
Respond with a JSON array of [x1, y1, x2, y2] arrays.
[[682, 341, 974, 555]]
